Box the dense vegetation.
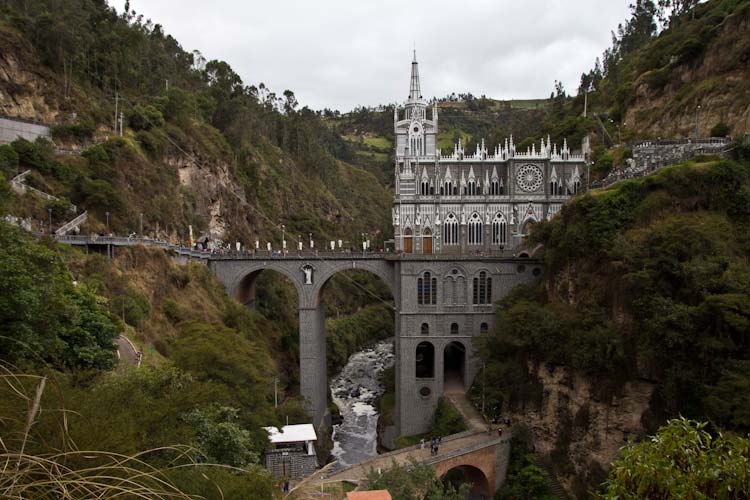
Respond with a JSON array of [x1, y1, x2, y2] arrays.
[[0, 221, 312, 496], [474, 155, 750, 496], [601, 417, 750, 499]]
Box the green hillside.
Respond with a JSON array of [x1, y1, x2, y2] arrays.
[[0, 1, 392, 247], [475, 154, 750, 496]]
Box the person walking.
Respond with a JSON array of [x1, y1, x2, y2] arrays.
[[419, 438, 425, 451]]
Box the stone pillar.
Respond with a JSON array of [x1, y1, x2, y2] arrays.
[[299, 304, 328, 429]]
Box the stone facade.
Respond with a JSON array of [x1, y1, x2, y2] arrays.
[[393, 54, 587, 254], [211, 255, 540, 437], [394, 258, 540, 436], [264, 448, 319, 480]]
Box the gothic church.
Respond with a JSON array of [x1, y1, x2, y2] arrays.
[[392, 53, 587, 254]]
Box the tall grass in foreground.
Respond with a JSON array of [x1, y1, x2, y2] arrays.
[[0, 366, 216, 499]]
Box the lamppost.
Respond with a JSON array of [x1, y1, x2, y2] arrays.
[[361, 232, 366, 254], [281, 224, 286, 255], [695, 105, 701, 139], [309, 232, 313, 250], [105, 211, 110, 233], [48, 208, 52, 235], [139, 212, 143, 237]]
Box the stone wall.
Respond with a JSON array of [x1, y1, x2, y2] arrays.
[[0, 116, 49, 144], [264, 448, 319, 480]]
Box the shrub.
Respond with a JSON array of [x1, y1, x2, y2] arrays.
[[710, 121, 731, 137], [0, 144, 19, 176], [128, 104, 165, 131], [50, 121, 95, 141], [81, 144, 110, 164]]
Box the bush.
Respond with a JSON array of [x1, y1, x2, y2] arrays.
[[80, 178, 124, 212], [81, 144, 110, 164], [0, 144, 19, 176], [710, 121, 731, 137], [601, 418, 750, 499], [128, 104, 165, 131], [50, 121, 95, 141]]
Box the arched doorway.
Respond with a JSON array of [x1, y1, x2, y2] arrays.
[[442, 465, 491, 499], [422, 227, 433, 254], [416, 341, 435, 378], [403, 228, 413, 253], [443, 341, 466, 392]]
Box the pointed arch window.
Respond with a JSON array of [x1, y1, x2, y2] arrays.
[[492, 213, 507, 245], [468, 213, 482, 245], [550, 179, 559, 195], [417, 271, 437, 305], [490, 179, 500, 195], [468, 179, 477, 196], [443, 213, 459, 245], [473, 271, 492, 305], [420, 179, 430, 196]]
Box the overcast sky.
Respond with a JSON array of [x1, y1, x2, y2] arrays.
[[122, 1, 632, 112]]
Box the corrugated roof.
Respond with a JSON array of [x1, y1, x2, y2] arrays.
[[263, 423, 317, 444], [347, 490, 392, 500]]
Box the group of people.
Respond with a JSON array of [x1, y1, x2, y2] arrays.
[[419, 436, 442, 456]]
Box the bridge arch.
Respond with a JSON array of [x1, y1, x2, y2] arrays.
[[433, 443, 500, 499], [211, 258, 397, 431], [442, 464, 491, 499]]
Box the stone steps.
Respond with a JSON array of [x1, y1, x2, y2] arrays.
[[535, 457, 569, 500]]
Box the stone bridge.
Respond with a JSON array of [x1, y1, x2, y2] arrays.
[[55, 235, 541, 438], [307, 429, 511, 498]]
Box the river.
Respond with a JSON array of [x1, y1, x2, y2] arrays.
[[330, 340, 394, 469]]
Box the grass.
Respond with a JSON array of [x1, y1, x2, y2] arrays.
[[0, 366, 201, 499], [343, 135, 392, 151]]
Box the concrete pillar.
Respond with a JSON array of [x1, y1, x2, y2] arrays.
[[299, 304, 328, 429]]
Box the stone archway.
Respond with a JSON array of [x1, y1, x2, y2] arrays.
[[442, 464, 491, 499], [444, 341, 466, 392], [214, 258, 397, 431]]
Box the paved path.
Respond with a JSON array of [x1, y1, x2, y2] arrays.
[[443, 378, 487, 432], [114, 335, 138, 365]]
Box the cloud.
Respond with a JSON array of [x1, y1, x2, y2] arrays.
[[125, 0, 631, 111]]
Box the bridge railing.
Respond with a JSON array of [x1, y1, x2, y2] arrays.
[[52, 234, 536, 261]]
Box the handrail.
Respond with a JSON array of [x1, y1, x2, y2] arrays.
[[52, 235, 539, 262], [55, 211, 88, 235]]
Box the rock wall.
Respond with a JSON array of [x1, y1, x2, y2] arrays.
[[0, 29, 60, 123], [511, 362, 653, 498], [625, 10, 750, 138]]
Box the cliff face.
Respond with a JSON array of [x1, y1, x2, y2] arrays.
[[0, 27, 62, 122], [513, 363, 653, 498], [625, 7, 750, 137]]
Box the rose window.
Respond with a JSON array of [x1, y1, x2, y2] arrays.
[[516, 164, 543, 192]]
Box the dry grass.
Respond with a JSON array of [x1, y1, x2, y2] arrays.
[[0, 364, 224, 500]]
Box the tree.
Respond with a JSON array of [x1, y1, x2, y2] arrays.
[[0, 222, 119, 369], [600, 417, 750, 499], [366, 458, 469, 500]]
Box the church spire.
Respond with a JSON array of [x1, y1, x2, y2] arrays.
[[409, 50, 421, 102]]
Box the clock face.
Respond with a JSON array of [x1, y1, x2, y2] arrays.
[[516, 164, 543, 192]]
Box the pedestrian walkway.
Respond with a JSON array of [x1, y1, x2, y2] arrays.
[[443, 380, 487, 432]]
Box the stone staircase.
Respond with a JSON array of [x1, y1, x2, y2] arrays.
[[536, 457, 569, 500], [55, 210, 88, 235]]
